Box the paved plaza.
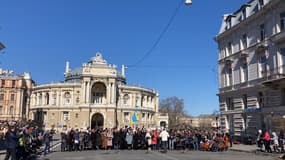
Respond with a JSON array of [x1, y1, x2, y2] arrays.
[[37, 147, 277, 160]]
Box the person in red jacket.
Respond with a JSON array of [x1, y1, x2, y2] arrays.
[[151, 130, 158, 150], [263, 130, 272, 153]]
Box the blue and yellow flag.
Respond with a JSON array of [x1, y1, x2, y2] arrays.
[[131, 110, 139, 124]]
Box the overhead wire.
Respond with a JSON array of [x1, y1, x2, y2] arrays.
[[127, 0, 185, 68]]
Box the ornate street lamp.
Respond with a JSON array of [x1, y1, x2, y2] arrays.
[[185, 0, 192, 6]]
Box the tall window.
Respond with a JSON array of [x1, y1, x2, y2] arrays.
[[227, 42, 232, 55], [226, 97, 234, 111], [63, 111, 69, 121], [12, 80, 16, 88], [228, 67, 233, 86], [124, 112, 130, 122], [1, 80, 5, 87], [9, 106, 14, 115], [135, 96, 139, 107], [281, 12, 285, 32], [225, 64, 233, 86], [281, 48, 285, 68], [10, 94, 15, 101], [45, 93, 49, 105], [52, 94, 57, 105], [0, 93, 4, 101], [123, 94, 130, 105], [243, 94, 248, 109], [76, 97, 80, 104], [0, 106, 3, 114], [241, 34, 247, 49], [259, 54, 267, 77], [226, 18, 232, 30], [91, 83, 106, 104], [241, 62, 248, 82], [258, 92, 264, 107], [64, 92, 71, 105], [260, 24, 265, 41]]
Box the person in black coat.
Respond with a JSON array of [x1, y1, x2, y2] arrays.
[[279, 130, 284, 153], [90, 129, 96, 150], [4, 125, 19, 160], [113, 129, 120, 150], [95, 129, 101, 149]]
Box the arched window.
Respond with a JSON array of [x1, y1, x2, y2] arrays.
[[9, 106, 14, 115], [91, 83, 106, 104], [45, 93, 50, 105], [123, 94, 130, 105]]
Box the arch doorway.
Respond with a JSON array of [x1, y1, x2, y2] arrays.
[[160, 121, 167, 128], [91, 113, 104, 129]]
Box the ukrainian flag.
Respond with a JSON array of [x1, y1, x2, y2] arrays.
[[131, 110, 139, 124]]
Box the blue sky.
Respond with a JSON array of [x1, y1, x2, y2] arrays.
[[0, 0, 248, 116]]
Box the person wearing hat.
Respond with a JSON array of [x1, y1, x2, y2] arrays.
[[4, 125, 18, 160], [256, 129, 263, 151]]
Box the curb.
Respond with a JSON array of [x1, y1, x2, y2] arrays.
[[230, 148, 283, 157]]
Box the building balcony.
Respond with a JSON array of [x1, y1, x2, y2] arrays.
[[262, 65, 285, 88], [220, 109, 244, 115], [271, 31, 285, 43]]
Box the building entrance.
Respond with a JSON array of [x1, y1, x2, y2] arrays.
[[91, 113, 104, 129]]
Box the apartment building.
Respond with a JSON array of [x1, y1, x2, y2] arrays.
[[0, 69, 33, 121], [216, 0, 285, 139]]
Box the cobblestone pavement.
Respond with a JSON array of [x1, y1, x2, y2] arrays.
[[39, 149, 278, 160]]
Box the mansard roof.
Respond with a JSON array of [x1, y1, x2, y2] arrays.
[[217, 0, 274, 37]]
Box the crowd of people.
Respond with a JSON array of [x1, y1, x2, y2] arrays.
[[0, 121, 52, 160], [4, 121, 285, 159], [256, 129, 285, 154], [60, 126, 232, 153]]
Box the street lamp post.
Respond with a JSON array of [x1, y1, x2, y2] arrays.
[[185, 0, 192, 6]]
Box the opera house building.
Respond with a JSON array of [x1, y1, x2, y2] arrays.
[[28, 53, 163, 131]]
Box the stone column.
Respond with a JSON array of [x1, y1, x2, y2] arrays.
[[110, 83, 113, 104], [71, 90, 74, 106], [106, 83, 110, 104], [86, 82, 90, 103], [19, 90, 23, 119], [48, 91, 52, 106], [109, 83, 111, 104], [42, 93, 45, 106], [82, 82, 86, 103], [57, 90, 60, 107], [113, 83, 117, 104]]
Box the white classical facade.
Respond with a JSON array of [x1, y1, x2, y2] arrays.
[[216, 0, 285, 140], [29, 53, 162, 131]]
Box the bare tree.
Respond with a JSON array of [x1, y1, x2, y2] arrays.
[[159, 96, 185, 129]]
